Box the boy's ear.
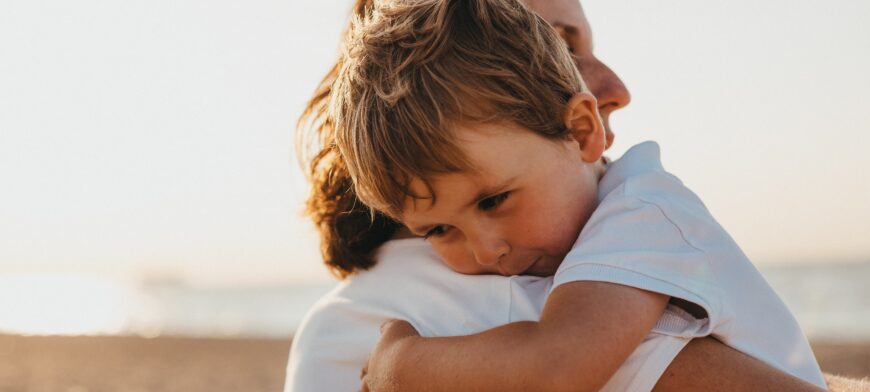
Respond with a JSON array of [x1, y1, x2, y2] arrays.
[[564, 92, 606, 163]]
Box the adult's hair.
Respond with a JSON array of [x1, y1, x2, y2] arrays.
[[298, 0, 400, 279]]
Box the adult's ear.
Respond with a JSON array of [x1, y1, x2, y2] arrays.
[[564, 92, 606, 163]]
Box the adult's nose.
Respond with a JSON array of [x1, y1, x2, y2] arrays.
[[580, 57, 631, 148], [586, 59, 631, 116]]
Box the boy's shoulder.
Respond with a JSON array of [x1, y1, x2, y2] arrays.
[[556, 142, 729, 336], [599, 141, 711, 222], [565, 143, 826, 387]]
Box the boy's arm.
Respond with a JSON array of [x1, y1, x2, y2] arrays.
[[361, 281, 668, 392]]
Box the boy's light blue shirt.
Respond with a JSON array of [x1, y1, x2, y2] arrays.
[[554, 141, 825, 387]]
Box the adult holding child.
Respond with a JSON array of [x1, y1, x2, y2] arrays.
[[287, 0, 857, 391]]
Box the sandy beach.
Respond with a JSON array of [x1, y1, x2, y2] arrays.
[[0, 334, 291, 392], [1, 334, 868, 391]]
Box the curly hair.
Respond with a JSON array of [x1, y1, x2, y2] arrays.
[[297, 0, 401, 279]]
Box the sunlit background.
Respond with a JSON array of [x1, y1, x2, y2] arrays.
[[1, 0, 868, 339]]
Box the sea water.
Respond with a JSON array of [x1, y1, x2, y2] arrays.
[[1, 262, 868, 340]]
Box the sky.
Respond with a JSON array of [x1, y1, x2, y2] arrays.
[[1, 0, 868, 286]]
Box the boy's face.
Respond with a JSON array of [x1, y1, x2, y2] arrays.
[[400, 122, 601, 277]]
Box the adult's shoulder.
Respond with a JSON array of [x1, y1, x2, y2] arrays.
[[334, 238, 518, 335], [285, 239, 441, 391], [285, 239, 519, 391], [290, 239, 458, 352], [284, 270, 411, 392]]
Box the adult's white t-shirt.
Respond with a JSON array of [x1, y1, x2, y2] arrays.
[[286, 239, 703, 391]]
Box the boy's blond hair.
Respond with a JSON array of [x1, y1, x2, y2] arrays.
[[332, 0, 587, 218]]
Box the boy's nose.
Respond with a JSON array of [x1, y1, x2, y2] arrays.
[[468, 235, 510, 267]]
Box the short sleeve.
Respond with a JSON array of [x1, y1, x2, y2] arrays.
[[553, 189, 724, 337], [599, 306, 706, 392]]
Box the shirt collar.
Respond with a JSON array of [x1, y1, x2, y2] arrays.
[[598, 141, 665, 200]]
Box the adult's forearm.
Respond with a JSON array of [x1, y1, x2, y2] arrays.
[[653, 337, 827, 392]]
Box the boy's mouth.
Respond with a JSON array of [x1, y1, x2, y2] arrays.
[[516, 256, 543, 276], [497, 257, 535, 277]]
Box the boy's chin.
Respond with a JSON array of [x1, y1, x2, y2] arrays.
[[520, 256, 561, 277]]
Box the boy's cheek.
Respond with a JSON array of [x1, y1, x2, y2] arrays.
[[433, 245, 490, 275]]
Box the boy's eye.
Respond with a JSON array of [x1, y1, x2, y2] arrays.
[[423, 225, 448, 239], [478, 192, 510, 211]]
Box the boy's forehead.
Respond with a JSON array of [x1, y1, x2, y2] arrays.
[[397, 122, 566, 223], [452, 121, 544, 165]]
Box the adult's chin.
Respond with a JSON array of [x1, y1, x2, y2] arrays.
[[604, 123, 615, 149]]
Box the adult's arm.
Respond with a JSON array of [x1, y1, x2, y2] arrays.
[[654, 337, 827, 392], [656, 337, 870, 392], [825, 374, 870, 392]]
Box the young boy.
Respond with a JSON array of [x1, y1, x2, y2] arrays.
[[331, 0, 826, 390]]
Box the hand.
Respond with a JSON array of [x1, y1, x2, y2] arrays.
[[825, 373, 870, 392], [360, 319, 421, 392]]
